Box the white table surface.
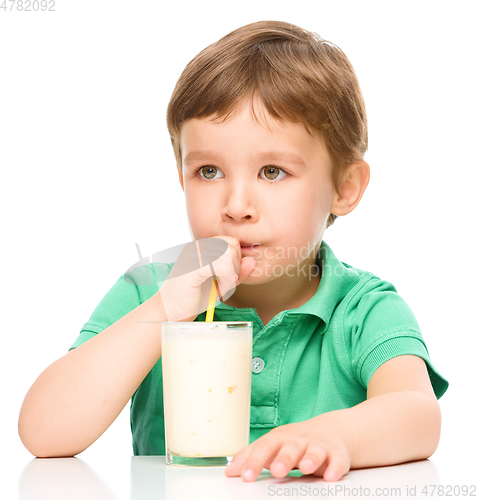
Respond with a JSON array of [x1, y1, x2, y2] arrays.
[[12, 453, 477, 500], [7, 392, 477, 500]]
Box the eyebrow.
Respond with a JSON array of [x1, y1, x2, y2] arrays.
[[256, 151, 307, 168], [183, 150, 307, 168], [183, 150, 220, 166]]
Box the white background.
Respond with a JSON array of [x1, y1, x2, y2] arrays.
[[1, 0, 477, 497]]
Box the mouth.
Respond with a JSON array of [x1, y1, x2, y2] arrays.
[[240, 242, 262, 252]]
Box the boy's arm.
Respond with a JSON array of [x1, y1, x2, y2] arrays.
[[18, 235, 252, 459], [18, 291, 168, 458], [225, 355, 441, 482]]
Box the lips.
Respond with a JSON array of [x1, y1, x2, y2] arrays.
[[240, 242, 262, 255], [239, 242, 261, 248]]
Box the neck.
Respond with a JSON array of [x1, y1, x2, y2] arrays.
[[221, 250, 321, 317]]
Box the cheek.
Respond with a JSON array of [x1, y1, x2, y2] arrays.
[[274, 191, 331, 249], [184, 192, 216, 234]]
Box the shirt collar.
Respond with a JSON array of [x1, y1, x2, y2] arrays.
[[215, 240, 361, 330], [290, 240, 361, 329]]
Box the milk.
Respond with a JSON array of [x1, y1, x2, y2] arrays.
[[161, 322, 253, 461]]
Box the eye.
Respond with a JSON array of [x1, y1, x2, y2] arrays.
[[260, 166, 288, 182], [196, 166, 224, 180]]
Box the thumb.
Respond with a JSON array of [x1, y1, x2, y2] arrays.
[[236, 257, 257, 285]]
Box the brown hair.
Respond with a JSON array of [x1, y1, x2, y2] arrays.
[[166, 20, 368, 228]]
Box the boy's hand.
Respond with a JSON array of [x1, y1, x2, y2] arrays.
[[225, 418, 351, 482], [157, 235, 256, 322], [212, 235, 257, 285]]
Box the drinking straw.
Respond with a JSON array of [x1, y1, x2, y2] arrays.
[[195, 239, 218, 322], [205, 276, 219, 322]]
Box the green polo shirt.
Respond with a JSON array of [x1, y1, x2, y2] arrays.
[[69, 240, 448, 455]]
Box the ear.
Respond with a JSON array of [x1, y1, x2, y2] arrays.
[[330, 160, 370, 217], [177, 165, 184, 191]]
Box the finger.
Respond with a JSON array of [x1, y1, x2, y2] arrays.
[[269, 437, 308, 479], [208, 257, 237, 299], [236, 257, 257, 284], [204, 242, 240, 281], [297, 440, 328, 475], [212, 235, 242, 266], [323, 449, 351, 481], [184, 263, 216, 288], [237, 437, 282, 482], [196, 236, 242, 280], [224, 447, 252, 477], [218, 235, 242, 252]]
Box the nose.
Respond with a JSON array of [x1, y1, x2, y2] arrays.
[[222, 181, 257, 221]]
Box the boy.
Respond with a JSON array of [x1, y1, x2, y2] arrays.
[[18, 20, 448, 482]]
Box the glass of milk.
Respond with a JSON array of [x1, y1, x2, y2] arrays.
[[161, 321, 253, 466]]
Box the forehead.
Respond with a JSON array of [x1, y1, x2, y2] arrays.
[[198, 96, 310, 134], [180, 99, 332, 169]]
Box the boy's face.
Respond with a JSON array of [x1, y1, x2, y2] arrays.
[[177, 99, 339, 283]]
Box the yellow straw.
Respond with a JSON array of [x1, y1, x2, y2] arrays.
[[195, 240, 218, 322], [205, 277, 218, 322]]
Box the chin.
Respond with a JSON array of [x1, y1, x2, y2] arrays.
[[241, 268, 280, 285]]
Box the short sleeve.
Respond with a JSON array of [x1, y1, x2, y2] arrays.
[[69, 262, 172, 351], [345, 278, 449, 399]]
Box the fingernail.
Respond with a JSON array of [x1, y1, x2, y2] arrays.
[[234, 273, 239, 280], [301, 459, 315, 471], [325, 470, 338, 481], [243, 469, 255, 481], [273, 462, 287, 473]]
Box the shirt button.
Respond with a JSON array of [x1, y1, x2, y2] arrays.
[[252, 357, 265, 374]]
